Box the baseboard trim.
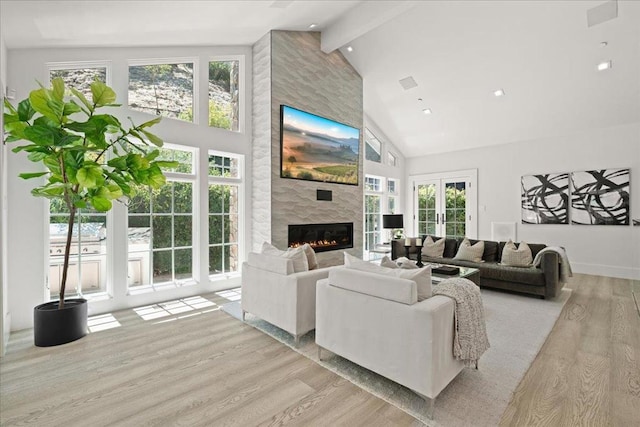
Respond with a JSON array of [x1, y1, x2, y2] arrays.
[[572, 262, 640, 280]]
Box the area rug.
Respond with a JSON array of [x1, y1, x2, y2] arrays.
[[221, 288, 571, 426]]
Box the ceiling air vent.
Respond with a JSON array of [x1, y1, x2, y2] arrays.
[[399, 76, 418, 90]]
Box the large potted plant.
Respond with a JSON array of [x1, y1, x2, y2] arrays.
[[3, 78, 176, 346]]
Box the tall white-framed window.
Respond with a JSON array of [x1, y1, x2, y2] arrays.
[[45, 61, 113, 301], [364, 175, 383, 258], [128, 57, 199, 124], [46, 60, 112, 98], [208, 56, 244, 133], [208, 151, 243, 279], [127, 144, 197, 292]]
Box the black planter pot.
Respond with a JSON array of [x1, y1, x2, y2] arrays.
[[34, 298, 88, 347]]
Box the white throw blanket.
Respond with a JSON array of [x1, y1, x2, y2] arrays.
[[532, 246, 573, 284], [433, 278, 490, 367]]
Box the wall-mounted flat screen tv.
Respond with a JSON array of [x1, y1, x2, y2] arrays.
[[280, 105, 360, 186]]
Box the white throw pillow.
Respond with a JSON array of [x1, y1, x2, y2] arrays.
[[454, 238, 485, 263], [423, 236, 445, 258], [262, 242, 309, 273], [380, 256, 399, 269], [344, 252, 432, 300], [501, 240, 533, 267], [301, 243, 319, 270]]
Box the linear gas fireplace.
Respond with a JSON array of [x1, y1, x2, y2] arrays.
[[288, 222, 353, 253]]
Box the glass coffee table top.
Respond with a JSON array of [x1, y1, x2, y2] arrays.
[[425, 263, 480, 285]]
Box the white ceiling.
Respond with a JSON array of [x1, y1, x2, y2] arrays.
[[344, 0, 640, 157], [2, 0, 639, 158]]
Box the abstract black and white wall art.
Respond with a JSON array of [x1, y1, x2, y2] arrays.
[[521, 173, 569, 224], [570, 169, 630, 225]]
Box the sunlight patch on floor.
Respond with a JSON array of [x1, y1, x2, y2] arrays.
[[134, 296, 217, 321], [216, 287, 241, 301], [88, 313, 122, 332]]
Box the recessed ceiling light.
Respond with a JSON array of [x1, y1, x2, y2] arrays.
[[600, 41, 608, 47], [422, 108, 432, 115], [309, 23, 318, 29], [418, 98, 423, 102], [493, 89, 505, 97], [346, 46, 353, 52], [597, 60, 612, 71]]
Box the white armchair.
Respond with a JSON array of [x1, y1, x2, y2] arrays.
[[241, 252, 332, 344], [315, 268, 464, 417]]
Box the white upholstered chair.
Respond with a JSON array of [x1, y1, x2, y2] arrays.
[[241, 252, 333, 344], [315, 268, 464, 417]]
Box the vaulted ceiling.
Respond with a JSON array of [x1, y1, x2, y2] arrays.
[[2, 0, 639, 158]]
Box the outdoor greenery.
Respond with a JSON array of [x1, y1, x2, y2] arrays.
[[178, 101, 231, 129], [3, 77, 175, 307], [417, 184, 466, 238]]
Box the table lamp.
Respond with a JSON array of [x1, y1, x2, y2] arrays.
[[382, 214, 404, 241]]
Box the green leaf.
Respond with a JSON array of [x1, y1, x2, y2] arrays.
[[145, 149, 160, 161], [29, 88, 63, 124], [73, 199, 87, 209], [90, 81, 117, 107], [146, 164, 166, 189], [43, 155, 62, 174], [17, 99, 36, 122], [141, 130, 163, 147], [106, 184, 123, 199], [51, 77, 65, 102], [62, 101, 82, 116], [70, 88, 93, 113], [11, 144, 34, 153], [19, 171, 48, 179], [153, 160, 179, 169], [77, 166, 103, 188], [27, 151, 49, 162], [107, 156, 128, 170], [4, 121, 28, 140], [90, 196, 112, 212], [4, 98, 18, 115], [23, 125, 57, 146], [138, 116, 162, 129]]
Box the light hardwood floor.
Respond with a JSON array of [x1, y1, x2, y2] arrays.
[[1, 275, 639, 426], [0, 292, 420, 426], [500, 274, 640, 426]]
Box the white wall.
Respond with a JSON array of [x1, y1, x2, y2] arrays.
[[0, 34, 9, 354], [406, 123, 640, 280], [5, 46, 253, 330]]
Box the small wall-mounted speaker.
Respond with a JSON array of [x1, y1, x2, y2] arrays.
[[317, 189, 332, 201]]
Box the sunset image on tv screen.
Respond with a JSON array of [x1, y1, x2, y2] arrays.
[[281, 105, 360, 185]]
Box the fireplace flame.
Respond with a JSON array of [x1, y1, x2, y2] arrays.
[[290, 240, 338, 249]]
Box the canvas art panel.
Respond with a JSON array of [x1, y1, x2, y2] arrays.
[[570, 169, 630, 225], [521, 173, 569, 224]]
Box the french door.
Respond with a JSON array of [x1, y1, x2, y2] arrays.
[[413, 170, 477, 239]]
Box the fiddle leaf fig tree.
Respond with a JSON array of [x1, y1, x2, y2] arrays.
[[3, 77, 177, 309]]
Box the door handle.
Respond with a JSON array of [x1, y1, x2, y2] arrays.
[[436, 213, 439, 224]]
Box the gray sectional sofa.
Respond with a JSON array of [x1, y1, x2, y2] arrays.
[[391, 237, 563, 299]]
